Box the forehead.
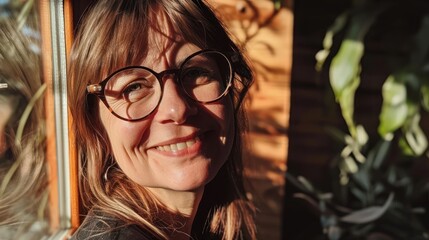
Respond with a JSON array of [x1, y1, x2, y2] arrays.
[[144, 38, 201, 70], [115, 11, 175, 63], [144, 23, 182, 64], [129, 13, 201, 70]]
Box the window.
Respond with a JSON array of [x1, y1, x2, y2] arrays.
[[0, 1, 76, 239]]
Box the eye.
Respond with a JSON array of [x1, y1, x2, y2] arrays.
[[182, 67, 214, 86], [123, 82, 143, 94], [121, 79, 153, 102]]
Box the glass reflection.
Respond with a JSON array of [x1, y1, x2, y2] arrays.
[[0, 1, 49, 239]]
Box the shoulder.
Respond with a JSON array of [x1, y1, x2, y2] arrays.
[[69, 209, 156, 240]]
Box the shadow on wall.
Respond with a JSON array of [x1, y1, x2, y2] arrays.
[[209, 0, 293, 239]]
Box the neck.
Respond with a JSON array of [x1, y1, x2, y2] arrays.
[[147, 187, 204, 240]]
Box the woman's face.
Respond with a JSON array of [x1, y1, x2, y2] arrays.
[[98, 31, 234, 192]]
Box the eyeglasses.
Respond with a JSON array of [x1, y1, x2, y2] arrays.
[[87, 49, 234, 121]]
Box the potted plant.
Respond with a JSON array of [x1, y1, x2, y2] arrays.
[[286, 0, 429, 239]]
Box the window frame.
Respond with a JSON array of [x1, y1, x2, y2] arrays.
[[39, 0, 77, 239]]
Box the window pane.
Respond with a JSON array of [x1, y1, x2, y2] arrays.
[[0, 1, 51, 239], [0, 1, 73, 239]]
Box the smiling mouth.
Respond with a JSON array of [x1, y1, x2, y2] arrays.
[[155, 136, 200, 152]]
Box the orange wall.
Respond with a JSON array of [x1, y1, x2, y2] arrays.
[[208, 1, 293, 239]]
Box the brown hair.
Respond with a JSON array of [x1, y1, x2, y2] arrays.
[[68, 0, 255, 239]]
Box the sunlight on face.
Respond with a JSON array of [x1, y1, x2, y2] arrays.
[[98, 21, 235, 193]]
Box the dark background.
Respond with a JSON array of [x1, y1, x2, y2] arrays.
[[283, 0, 429, 239]]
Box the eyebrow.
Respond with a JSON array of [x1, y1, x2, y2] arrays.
[[175, 57, 186, 68], [143, 49, 202, 71], [175, 49, 206, 68]]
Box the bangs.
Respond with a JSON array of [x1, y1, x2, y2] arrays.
[[77, 0, 238, 84], [97, 4, 152, 78], [92, 2, 195, 80]]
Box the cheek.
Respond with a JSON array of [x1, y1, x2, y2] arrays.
[[99, 103, 150, 155], [210, 98, 235, 156], [221, 98, 235, 134], [220, 110, 234, 147], [99, 105, 153, 184], [225, 107, 235, 150]]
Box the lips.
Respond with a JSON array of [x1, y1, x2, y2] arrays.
[[155, 136, 200, 152]]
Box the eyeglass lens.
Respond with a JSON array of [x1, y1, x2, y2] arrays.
[[103, 51, 232, 120]]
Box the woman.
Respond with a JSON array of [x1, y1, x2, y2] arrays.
[[68, 1, 256, 239]]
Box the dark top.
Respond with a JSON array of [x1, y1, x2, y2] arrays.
[[70, 209, 158, 240]]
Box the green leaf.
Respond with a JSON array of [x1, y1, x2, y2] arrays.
[[403, 114, 428, 156], [327, 5, 382, 139], [378, 75, 408, 138], [285, 172, 316, 194], [329, 39, 363, 138], [338, 74, 361, 138], [340, 193, 394, 224], [351, 125, 368, 163], [373, 183, 385, 195], [298, 175, 316, 193], [342, 156, 359, 174], [387, 167, 397, 185], [369, 140, 391, 170], [398, 136, 415, 156], [293, 193, 321, 210], [330, 40, 364, 97], [350, 186, 366, 203], [351, 168, 371, 192], [356, 125, 369, 147], [340, 170, 350, 185], [352, 144, 366, 163]]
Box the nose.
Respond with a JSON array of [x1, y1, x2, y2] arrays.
[[154, 77, 197, 124]]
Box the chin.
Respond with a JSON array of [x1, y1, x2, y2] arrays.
[[167, 171, 216, 192]]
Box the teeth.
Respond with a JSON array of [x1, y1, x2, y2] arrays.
[[176, 142, 186, 150], [156, 137, 199, 152]]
